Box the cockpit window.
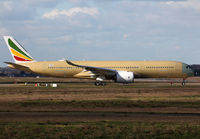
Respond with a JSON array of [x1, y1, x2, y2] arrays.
[[186, 65, 191, 69]]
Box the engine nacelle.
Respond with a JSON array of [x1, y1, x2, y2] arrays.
[[115, 71, 134, 83]]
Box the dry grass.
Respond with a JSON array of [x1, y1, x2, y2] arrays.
[[1, 77, 200, 138], [0, 86, 200, 102], [0, 79, 199, 115]]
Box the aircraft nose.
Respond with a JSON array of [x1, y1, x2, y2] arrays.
[[182, 63, 194, 77]]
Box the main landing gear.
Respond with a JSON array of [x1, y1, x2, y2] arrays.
[[94, 82, 106, 86]]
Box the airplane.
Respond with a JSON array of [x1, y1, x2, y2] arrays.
[[3, 36, 194, 86]]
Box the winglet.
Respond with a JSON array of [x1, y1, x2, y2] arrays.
[[66, 60, 82, 67]]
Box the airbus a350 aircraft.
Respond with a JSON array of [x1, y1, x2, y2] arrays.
[[3, 36, 194, 86]]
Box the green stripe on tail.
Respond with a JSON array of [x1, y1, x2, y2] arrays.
[[8, 39, 32, 60]]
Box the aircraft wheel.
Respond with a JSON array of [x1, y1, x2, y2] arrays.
[[101, 82, 106, 86], [182, 82, 185, 86], [95, 82, 100, 86], [182, 79, 186, 86], [95, 82, 106, 86]]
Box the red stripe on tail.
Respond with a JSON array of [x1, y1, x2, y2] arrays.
[[14, 56, 31, 62]]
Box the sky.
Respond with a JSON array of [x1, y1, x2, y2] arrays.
[[1, 0, 200, 66]]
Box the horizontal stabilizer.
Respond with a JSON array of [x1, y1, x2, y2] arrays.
[[4, 62, 31, 72]]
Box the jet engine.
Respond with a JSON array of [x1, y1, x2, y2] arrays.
[[115, 71, 134, 83]]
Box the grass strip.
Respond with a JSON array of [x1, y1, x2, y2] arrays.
[[1, 100, 200, 108], [0, 121, 200, 139]]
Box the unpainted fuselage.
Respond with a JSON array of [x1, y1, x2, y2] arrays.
[[8, 60, 194, 79]]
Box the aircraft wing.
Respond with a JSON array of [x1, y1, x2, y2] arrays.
[[66, 60, 116, 76]]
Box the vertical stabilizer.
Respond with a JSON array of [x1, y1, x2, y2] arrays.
[[3, 36, 35, 63]]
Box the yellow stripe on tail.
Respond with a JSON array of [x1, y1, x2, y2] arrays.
[[10, 48, 33, 61]]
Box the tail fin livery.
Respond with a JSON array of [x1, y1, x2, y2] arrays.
[[3, 36, 35, 63]]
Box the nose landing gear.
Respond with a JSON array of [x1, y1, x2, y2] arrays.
[[182, 79, 186, 86]]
